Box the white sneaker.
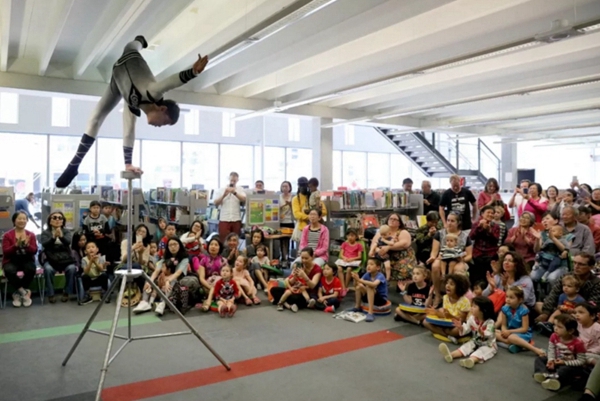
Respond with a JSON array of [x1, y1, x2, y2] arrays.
[[12, 293, 22, 308], [438, 343, 453, 363], [133, 300, 152, 314], [459, 358, 475, 369], [155, 302, 166, 316], [20, 289, 32, 307]]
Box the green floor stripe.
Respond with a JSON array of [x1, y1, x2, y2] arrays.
[[0, 315, 161, 344]]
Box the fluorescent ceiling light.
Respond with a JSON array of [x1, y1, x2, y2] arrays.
[[206, 0, 338, 70], [321, 117, 371, 128], [496, 131, 600, 144], [446, 107, 600, 128], [512, 123, 600, 135], [233, 94, 339, 122]]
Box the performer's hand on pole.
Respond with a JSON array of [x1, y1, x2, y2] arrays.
[[193, 54, 209, 75]]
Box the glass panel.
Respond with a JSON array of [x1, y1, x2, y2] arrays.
[[96, 138, 140, 189], [141, 140, 181, 189], [182, 142, 219, 190], [220, 144, 253, 187], [480, 141, 500, 182], [332, 150, 342, 189], [286, 148, 312, 185], [52, 97, 70, 127], [0, 92, 19, 124], [263, 147, 285, 190], [0, 133, 47, 197], [390, 153, 411, 189], [367, 153, 390, 189], [49, 135, 96, 191], [342, 151, 366, 189], [254, 146, 261, 186]]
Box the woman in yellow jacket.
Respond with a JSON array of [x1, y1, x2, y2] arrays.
[[292, 177, 327, 235]]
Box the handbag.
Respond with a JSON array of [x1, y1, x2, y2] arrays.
[[291, 225, 302, 243]]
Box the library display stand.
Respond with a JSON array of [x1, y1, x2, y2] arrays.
[[41, 191, 100, 231], [147, 188, 209, 228], [0, 186, 15, 235]]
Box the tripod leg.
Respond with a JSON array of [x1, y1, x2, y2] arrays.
[[95, 275, 128, 401], [143, 273, 231, 370], [62, 275, 121, 366]]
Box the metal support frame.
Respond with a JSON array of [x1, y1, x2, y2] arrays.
[[61, 171, 230, 401]]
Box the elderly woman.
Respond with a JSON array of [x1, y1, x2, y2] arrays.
[[296, 208, 329, 267], [520, 182, 547, 223], [41, 211, 78, 303], [504, 211, 537, 269], [2, 211, 38, 307], [428, 212, 473, 305], [369, 212, 416, 283], [270, 247, 322, 310], [415, 211, 443, 265]]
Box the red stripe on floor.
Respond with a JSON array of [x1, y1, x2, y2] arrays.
[[102, 329, 403, 401]]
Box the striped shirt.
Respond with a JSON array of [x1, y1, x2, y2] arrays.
[[307, 228, 321, 251]]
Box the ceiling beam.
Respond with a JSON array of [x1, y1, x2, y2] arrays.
[[0, 0, 11, 71], [38, 0, 74, 76], [73, 0, 151, 78], [16, 0, 33, 59]]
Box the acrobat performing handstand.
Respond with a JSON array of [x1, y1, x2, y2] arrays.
[[55, 35, 208, 188]]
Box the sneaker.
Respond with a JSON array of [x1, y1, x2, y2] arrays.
[[542, 378, 561, 391], [12, 293, 22, 308], [508, 344, 522, 354], [277, 304, 284, 311], [365, 313, 375, 322], [81, 294, 94, 305], [533, 373, 547, 383], [459, 358, 475, 369], [324, 305, 335, 313], [61, 292, 69, 302], [49, 295, 56, 304], [155, 302, 166, 316], [291, 304, 299, 313], [21, 290, 32, 307], [438, 343, 453, 363], [133, 300, 152, 314], [537, 322, 554, 337], [307, 299, 316, 309]]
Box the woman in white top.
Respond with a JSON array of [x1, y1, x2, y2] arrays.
[[279, 181, 294, 263]]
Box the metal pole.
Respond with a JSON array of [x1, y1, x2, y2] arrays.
[[127, 172, 133, 274]]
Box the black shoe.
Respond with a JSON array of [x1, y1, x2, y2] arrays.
[[56, 164, 79, 188], [81, 295, 93, 305], [394, 315, 402, 322], [135, 35, 148, 49]]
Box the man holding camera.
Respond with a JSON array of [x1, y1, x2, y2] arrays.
[[214, 172, 247, 240]]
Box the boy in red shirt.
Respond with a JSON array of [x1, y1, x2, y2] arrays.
[[316, 264, 342, 313], [158, 223, 176, 259]]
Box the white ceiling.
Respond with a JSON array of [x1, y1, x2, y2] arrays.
[[0, 0, 599, 145]]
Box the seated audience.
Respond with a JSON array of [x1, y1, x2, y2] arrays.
[[350, 258, 388, 322], [82, 201, 111, 271], [222, 232, 241, 267], [415, 211, 442, 265], [562, 206, 596, 255], [577, 206, 600, 253], [395, 266, 432, 325], [41, 211, 78, 303], [153, 217, 167, 243], [587, 188, 600, 216], [2, 211, 38, 308], [423, 273, 471, 340], [483, 251, 536, 311], [296, 208, 329, 267], [505, 211, 537, 269], [157, 223, 177, 258], [180, 220, 206, 258], [335, 228, 364, 293], [292, 176, 327, 243], [316, 264, 342, 313], [469, 205, 500, 287], [244, 228, 269, 291], [195, 238, 228, 293], [521, 182, 548, 223], [80, 241, 109, 305], [270, 247, 322, 311], [232, 255, 260, 305], [493, 205, 507, 245], [547, 274, 585, 325], [532, 224, 571, 284], [537, 252, 600, 322]]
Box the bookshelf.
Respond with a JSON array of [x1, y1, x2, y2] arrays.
[[146, 187, 209, 227], [0, 186, 15, 237]]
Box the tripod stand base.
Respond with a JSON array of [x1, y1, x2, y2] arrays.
[[62, 271, 230, 401]]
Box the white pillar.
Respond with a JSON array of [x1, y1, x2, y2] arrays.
[[501, 142, 517, 189], [311, 117, 333, 190]]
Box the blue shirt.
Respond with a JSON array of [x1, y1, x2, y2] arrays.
[[361, 272, 387, 299], [502, 304, 532, 335], [558, 293, 586, 309]]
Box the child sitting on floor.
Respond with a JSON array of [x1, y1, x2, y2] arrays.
[[277, 263, 309, 312], [213, 265, 240, 318], [334, 228, 363, 295], [350, 258, 388, 323], [574, 302, 600, 365], [496, 286, 545, 356], [438, 296, 497, 369], [533, 313, 587, 391], [394, 266, 432, 325], [80, 241, 110, 305], [232, 255, 260, 305], [316, 264, 342, 313], [374, 225, 393, 281], [157, 223, 177, 259], [423, 274, 471, 342], [438, 233, 463, 278]]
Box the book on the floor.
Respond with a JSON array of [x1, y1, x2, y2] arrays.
[[334, 310, 366, 323]]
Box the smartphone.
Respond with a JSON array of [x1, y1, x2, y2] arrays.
[[572, 176, 578, 183], [136, 235, 143, 243], [229, 183, 234, 188], [523, 188, 529, 195]]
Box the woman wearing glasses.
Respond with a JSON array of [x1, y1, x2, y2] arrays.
[[368, 213, 416, 284], [40, 211, 78, 303], [427, 212, 473, 306]]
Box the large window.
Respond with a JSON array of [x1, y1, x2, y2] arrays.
[[49, 136, 96, 191], [286, 148, 312, 184], [222, 112, 236, 137], [263, 147, 286, 190], [288, 118, 300, 142], [0, 133, 47, 198], [51, 97, 70, 127], [182, 143, 219, 190], [332, 150, 342, 189], [342, 151, 366, 189], [97, 138, 140, 188], [220, 144, 253, 187], [0, 92, 18, 124], [184, 109, 200, 136], [367, 153, 390, 189], [390, 153, 412, 189], [141, 140, 181, 189]]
